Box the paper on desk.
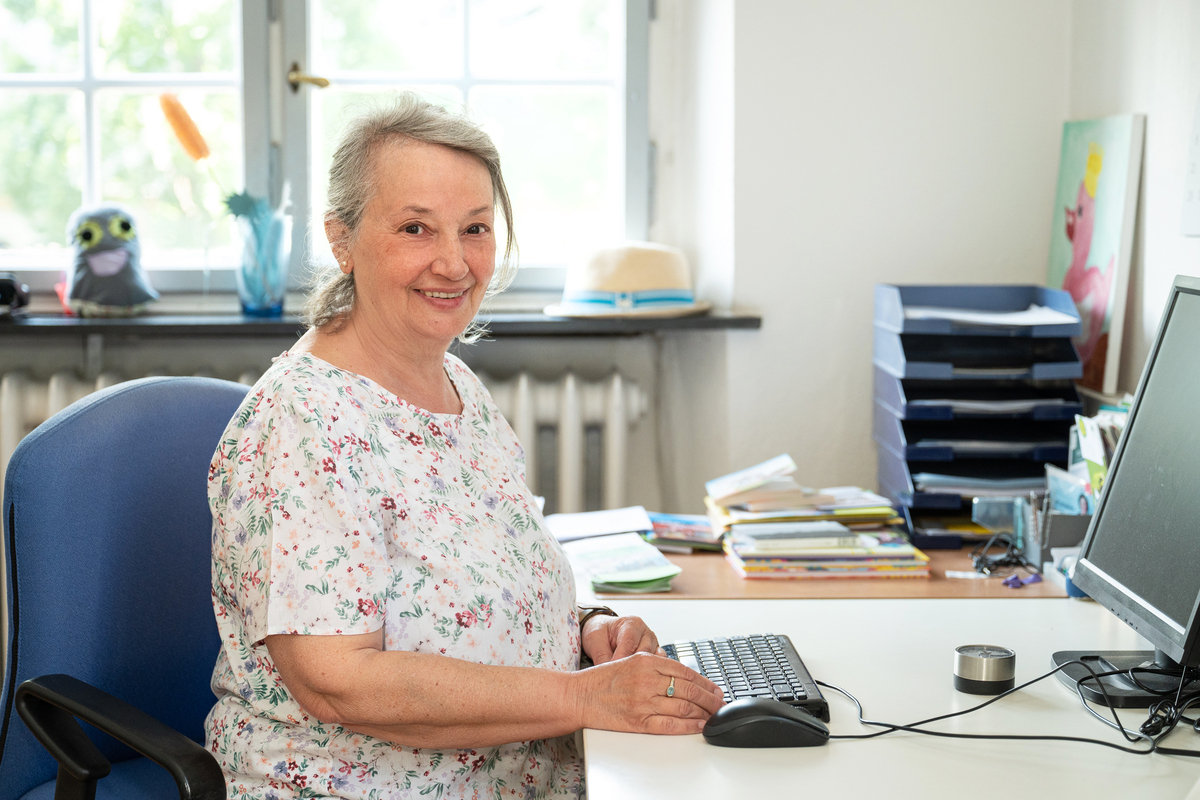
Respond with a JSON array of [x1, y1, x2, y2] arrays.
[[544, 506, 653, 542], [903, 303, 1078, 327], [562, 532, 682, 587], [816, 486, 893, 508]]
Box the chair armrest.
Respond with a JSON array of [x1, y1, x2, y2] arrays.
[[15, 674, 226, 800]]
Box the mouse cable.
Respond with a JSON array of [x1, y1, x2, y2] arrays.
[[814, 659, 1173, 756]]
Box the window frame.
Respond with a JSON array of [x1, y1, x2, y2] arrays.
[[5, 0, 649, 295]]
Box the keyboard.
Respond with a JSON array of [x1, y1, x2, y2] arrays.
[[663, 633, 830, 722]]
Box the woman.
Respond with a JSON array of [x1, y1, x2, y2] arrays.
[[206, 94, 723, 800]]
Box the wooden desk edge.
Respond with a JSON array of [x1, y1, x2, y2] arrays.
[[595, 549, 1069, 600]]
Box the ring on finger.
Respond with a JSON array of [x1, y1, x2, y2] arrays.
[[667, 676, 676, 697]]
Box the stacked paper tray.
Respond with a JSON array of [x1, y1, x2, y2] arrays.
[[873, 284, 1082, 337], [872, 329, 1083, 380], [872, 284, 1080, 510], [873, 367, 1082, 421], [877, 452, 1049, 510], [873, 402, 1070, 462]]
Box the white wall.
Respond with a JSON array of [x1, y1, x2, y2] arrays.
[[654, 0, 1075, 506], [1069, 0, 1200, 394], [649, 0, 735, 512]]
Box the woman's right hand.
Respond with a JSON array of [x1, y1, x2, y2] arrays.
[[573, 651, 725, 735]]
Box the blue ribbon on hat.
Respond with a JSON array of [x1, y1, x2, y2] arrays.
[[560, 288, 696, 311]]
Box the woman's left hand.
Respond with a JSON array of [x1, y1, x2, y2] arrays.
[[582, 615, 662, 665]]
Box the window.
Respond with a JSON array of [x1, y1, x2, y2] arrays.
[[1, 1, 648, 293], [0, 0, 242, 288]]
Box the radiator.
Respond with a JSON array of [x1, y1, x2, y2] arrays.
[[479, 371, 648, 513], [0, 370, 647, 515]]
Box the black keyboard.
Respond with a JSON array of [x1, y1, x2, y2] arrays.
[[663, 633, 830, 722]]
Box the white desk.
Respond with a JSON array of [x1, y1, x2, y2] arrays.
[[584, 598, 1200, 799]]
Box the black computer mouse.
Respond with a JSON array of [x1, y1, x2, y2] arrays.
[[702, 698, 831, 748]]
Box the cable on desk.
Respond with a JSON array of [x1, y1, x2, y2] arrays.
[[815, 658, 1200, 757], [968, 532, 1040, 577]]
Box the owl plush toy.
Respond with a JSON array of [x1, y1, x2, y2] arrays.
[[64, 205, 159, 317]]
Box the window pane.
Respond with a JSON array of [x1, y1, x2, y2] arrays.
[[310, 86, 464, 266], [95, 0, 236, 74], [471, 86, 620, 267], [469, 0, 620, 79], [314, 0, 463, 77], [97, 89, 239, 264], [0, 0, 80, 73], [0, 91, 82, 259]]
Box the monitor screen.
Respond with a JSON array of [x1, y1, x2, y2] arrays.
[[1074, 281, 1200, 663]]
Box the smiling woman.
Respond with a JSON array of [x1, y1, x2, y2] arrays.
[[204, 94, 724, 800], [304, 96, 519, 345]]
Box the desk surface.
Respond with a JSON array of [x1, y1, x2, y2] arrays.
[[591, 548, 1066, 601], [583, 598, 1200, 800]]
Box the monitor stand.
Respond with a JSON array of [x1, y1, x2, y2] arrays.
[[1052, 649, 1185, 708]]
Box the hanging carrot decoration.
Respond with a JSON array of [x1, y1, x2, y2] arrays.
[[159, 92, 211, 162]]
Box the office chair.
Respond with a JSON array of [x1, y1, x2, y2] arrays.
[[0, 376, 250, 800]]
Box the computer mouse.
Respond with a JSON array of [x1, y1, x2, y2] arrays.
[[702, 698, 831, 748]]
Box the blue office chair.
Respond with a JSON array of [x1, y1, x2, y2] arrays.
[[0, 376, 250, 800]]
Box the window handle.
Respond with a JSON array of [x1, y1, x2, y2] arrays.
[[287, 63, 330, 92]]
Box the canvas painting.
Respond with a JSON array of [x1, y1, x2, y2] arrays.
[[1046, 114, 1145, 395]]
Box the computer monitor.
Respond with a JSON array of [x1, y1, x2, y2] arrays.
[[1052, 275, 1200, 707]]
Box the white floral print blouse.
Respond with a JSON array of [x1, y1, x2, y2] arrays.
[[206, 351, 584, 800]]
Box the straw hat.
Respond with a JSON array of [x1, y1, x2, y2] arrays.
[[543, 242, 711, 318]]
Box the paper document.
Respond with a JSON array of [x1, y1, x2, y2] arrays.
[[915, 439, 1062, 454], [908, 398, 1068, 415], [903, 303, 1078, 327], [1046, 464, 1094, 515], [1075, 415, 1109, 494], [912, 472, 1046, 497], [816, 487, 893, 509], [543, 506, 653, 543], [952, 367, 1031, 377], [563, 532, 682, 593]]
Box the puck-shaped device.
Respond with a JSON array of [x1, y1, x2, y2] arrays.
[[953, 644, 1016, 695]]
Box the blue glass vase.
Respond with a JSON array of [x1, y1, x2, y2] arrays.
[[236, 211, 292, 317]]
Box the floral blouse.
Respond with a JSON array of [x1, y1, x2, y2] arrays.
[[206, 351, 584, 800]]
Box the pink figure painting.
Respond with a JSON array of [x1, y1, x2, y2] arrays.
[[1060, 144, 1112, 386]]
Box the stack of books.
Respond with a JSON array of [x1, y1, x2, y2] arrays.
[[705, 454, 928, 580], [723, 521, 930, 580], [704, 455, 904, 535]]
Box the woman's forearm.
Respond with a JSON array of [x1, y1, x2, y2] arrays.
[[266, 628, 723, 748], [328, 651, 582, 748], [267, 632, 583, 749]]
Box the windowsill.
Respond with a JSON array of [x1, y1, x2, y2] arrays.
[[16, 289, 564, 315], [3, 292, 762, 337]]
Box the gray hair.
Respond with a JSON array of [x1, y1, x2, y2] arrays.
[[304, 93, 517, 342]]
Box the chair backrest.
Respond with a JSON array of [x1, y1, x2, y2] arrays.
[[0, 376, 249, 800]]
